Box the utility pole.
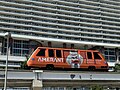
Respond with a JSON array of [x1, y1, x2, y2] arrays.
[[4, 32, 11, 90]]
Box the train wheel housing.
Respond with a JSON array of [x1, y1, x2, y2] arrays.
[[46, 64, 54, 70]]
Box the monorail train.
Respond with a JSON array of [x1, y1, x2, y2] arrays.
[[27, 47, 109, 71]]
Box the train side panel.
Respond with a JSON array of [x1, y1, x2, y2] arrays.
[[27, 47, 70, 69], [27, 47, 108, 70], [78, 50, 108, 70]]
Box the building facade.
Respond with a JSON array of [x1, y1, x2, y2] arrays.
[[0, 0, 120, 69]]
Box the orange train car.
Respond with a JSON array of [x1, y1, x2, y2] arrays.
[[27, 47, 109, 71]]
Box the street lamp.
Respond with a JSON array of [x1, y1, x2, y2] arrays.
[[4, 32, 11, 90]]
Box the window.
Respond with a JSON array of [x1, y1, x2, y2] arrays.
[[2, 39, 29, 56], [56, 50, 62, 58], [93, 52, 102, 59], [104, 48, 116, 62], [48, 49, 54, 57], [87, 52, 92, 59], [36, 49, 45, 56]]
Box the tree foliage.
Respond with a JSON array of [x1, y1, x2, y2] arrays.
[[91, 85, 103, 90], [21, 60, 28, 69], [21, 54, 29, 69], [114, 64, 120, 72]]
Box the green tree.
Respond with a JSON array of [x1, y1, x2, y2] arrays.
[[21, 60, 28, 69], [20, 54, 29, 69], [91, 85, 103, 90], [114, 64, 120, 72]]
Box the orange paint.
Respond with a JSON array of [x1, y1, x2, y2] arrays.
[[27, 47, 108, 71]]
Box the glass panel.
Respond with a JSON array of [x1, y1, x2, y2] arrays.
[[104, 48, 116, 62], [22, 50, 29, 55], [14, 44, 21, 48], [48, 49, 54, 57], [56, 50, 62, 58], [87, 52, 92, 59], [105, 56, 108, 61], [109, 51, 115, 55], [104, 51, 108, 55], [109, 56, 116, 62], [36, 49, 45, 56], [93, 52, 102, 59]]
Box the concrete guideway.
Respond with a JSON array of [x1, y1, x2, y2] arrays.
[[0, 70, 120, 89], [39, 71, 120, 80]]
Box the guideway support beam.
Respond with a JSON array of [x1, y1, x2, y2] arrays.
[[32, 79, 43, 90], [32, 70, 43, 90]]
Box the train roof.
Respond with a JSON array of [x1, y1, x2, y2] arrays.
[[37, 47, 99, 52]]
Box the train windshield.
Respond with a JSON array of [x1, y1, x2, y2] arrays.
[[36, 49, 46, 56], [93, 52, 102, 59]]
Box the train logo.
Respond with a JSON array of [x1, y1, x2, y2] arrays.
[[66, 51, 83, 68]]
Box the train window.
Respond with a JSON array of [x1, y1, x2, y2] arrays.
[[87, 52, 92, 59], [36, 49, 45, 56], [56, 50, 62, 58], [48, 49, 54, 57], [93, 52, 102, 59]]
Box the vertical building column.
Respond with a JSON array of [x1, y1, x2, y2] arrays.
[[32, 79, 43, 90], [32, 70, 43, 90], [48, 42, 52, 47], [63, 43, 66, 48], [0, 38, 2, 55], [71, 44, 74, 49], [99, 46, 104, 55], [84, 45, 88, 50], [115, 48, 119, 63]]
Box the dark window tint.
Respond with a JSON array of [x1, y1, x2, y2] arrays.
[[49, 49, 54, 57], [87, 52, 92, 59], [73, 88, 76, 90], [93, 52, 102, 59], [56, 50, 62, 58], [36, 49, 45, 56]]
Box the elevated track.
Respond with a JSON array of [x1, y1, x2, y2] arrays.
[[0, 70, 119, 89]]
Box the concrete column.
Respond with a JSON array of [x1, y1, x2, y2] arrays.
[[48, 42, 52, 47], [115, 48, 119, 63], [99, 46, 104, 54], [84, 45, 88, 50], [32, 79, 43, 90], [0, 41, 2, 55], [71, 44, 74, 49], [63, 43, 66, 48]]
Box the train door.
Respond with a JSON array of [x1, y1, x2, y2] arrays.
[[48, 49, 55, 62], [45, 49, 55, 69], [86, 52, 95, 64], [87, 51, 96, 70], [55, 49, 64, 68], [36, 48, 46, 67]]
